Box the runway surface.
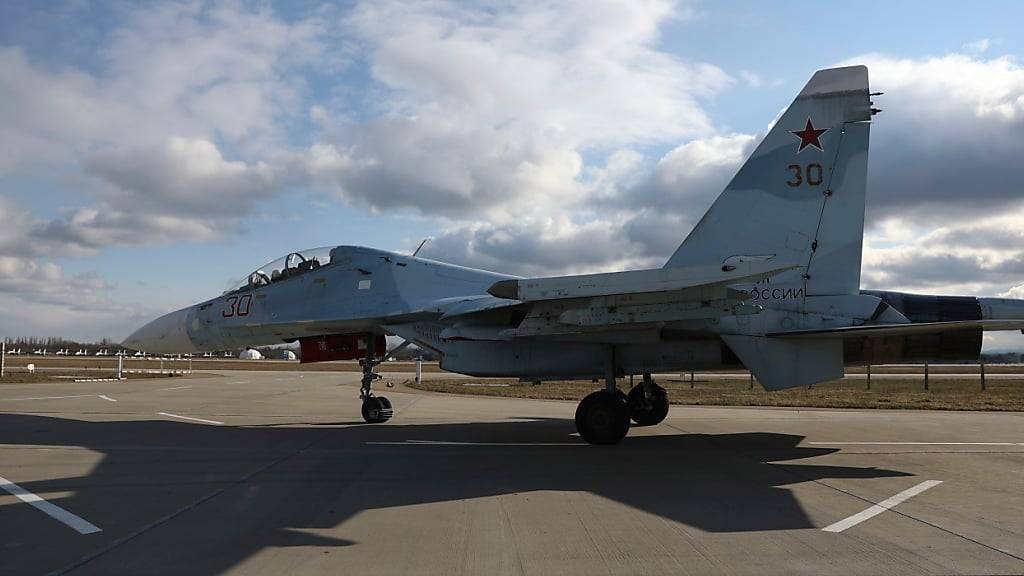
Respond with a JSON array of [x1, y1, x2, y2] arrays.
[[1, 370, 1022, 575]]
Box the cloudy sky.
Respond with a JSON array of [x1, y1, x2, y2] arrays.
[[3, 0, 1024, 349]]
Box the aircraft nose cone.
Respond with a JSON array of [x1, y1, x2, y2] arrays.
[[122, 307, 198, 354]]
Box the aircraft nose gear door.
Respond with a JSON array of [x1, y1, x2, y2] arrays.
[[359, 336, 393, 423]]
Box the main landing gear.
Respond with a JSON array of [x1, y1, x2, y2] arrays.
[[359, 337, 392, 424], [575, 357, 669, 444], [626, 373, 669, 427]]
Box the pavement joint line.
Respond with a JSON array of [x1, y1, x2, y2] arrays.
[[0, 474, 101, 535], [822, 480, 943, 532], [155, 385, 193, 391], [47, 429, 339, 576], [157, 412, 224, 425], [812, 477, 1024, 563]]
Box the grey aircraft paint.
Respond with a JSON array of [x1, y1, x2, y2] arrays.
[[125, 66, 1024, 394]]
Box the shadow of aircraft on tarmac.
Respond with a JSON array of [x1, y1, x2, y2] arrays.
[[0, 413, 911, 574]]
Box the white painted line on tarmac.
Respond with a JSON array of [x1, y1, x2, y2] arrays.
[[157, 412, 224, 425], [155, 385, 193, 391], [812, 442, 1024, 446], [366, 440, 583, 446], [0, 394, 95, 402], [822, 480, 943, 533], [98, 395, 117, 402], [0, 474, 101, 534]]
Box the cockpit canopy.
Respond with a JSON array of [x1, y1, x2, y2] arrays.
[[227, 246, 338, 293]]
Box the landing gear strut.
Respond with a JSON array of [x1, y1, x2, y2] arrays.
[[626, 373, 669, 426], [574, 347, 630, 445], [359, 336, 392, 423]]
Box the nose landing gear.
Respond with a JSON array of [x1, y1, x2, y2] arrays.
[[359, 336, 392, 423]]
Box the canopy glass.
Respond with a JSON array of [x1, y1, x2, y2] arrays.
[[226, 246, 336, 292]]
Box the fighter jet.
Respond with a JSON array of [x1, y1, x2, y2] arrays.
[[125, 66, 1024, 444]]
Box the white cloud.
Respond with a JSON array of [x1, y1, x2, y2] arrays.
[[0, 2, 335, 252], [738, 70, 781, 88], [0, 251, 158, 340], [963, 38, 991, 54], [6, 3, 1024, 342], [862, 211, 1024, 295], [312, 0, 731, 220]]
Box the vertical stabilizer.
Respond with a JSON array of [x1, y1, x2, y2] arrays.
[[665, 66, 873, 297]]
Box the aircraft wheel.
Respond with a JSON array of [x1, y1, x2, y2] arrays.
[[361, 395, 394, 423], [575, 390, 630, 445], [626, 383, 669, 426]]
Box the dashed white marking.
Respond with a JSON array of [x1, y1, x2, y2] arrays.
[[822, 480, 943, 533], [812, 442, 1024, 446], [98, 395, 117, 402], [156, 385, 193, 391], [157, 412, 224, 425], [366, 440, 583, 446], [0, 474, 101, 534]]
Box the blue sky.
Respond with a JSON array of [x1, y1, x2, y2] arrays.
[[2, 0, 1024, 349]]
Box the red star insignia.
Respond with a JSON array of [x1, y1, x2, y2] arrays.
[[790, 117, 828, 153]]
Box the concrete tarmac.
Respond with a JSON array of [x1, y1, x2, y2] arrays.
[[1, 370, 1022, 575]]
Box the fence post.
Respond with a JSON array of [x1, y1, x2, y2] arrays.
[[117, 354, 123, 380], [690, 371, 694, 389], [749, 371, 754, 390], [980, 362, 986, 391], [415, 355, 422, 386], [866, 364, 871, 390], [160, 358, 164, 375], [924, 362, 929, 391], [1, 341, 5, 379]]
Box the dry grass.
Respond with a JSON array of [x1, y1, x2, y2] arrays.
[[0, 371, 183, 384], [407, 376, 1024, 411]]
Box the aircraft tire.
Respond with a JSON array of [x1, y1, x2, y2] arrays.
[[361, 396, 394, 423], [575, 390, 630, 445], [626, 384, 669, 426]]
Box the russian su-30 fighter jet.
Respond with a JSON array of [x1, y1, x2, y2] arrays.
[[125, 66, 1024, 444]]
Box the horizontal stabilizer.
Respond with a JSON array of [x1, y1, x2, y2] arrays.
[[722, 334, 843, 391], [768, 319, 1024, 339], [488, 262, 797, 302]]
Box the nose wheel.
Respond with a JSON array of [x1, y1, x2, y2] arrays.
[[361, 395, 393, 423], [359, 336, 392, 423]]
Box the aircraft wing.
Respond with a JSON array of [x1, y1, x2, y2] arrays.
[[767, 319, 1024, 339], [486, 261, 798, 302], [434, 261, 799, 338]]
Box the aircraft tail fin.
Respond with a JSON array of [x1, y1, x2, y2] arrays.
[[665, 66, 874, 297]]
